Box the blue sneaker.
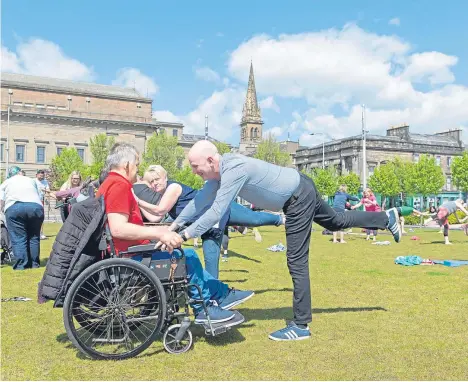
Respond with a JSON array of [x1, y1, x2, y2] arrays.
[[386, 207, 402, 243], [268, 322, 311, 341], [218, 289, 254, 310], [194, 304, 235, 324]]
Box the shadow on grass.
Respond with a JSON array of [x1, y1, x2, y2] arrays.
[[241, 306, 387, 321], [226, 250, 262, 264], [220, 269, 249, 273], [222, 279, 248, 283], [254, 288, 293, 295]]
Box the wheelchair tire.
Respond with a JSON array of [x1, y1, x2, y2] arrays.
[[63, 258, 167, 360], [163, 324, 193, 354]]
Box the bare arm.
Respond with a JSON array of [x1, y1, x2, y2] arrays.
[[138, 183, 182, 216], [139, 208, 165, 223], [351, 201, 363, 210], [107, 212, 182, 252]]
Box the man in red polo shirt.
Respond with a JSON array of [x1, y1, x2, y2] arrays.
[[98, 143, 254, 324]]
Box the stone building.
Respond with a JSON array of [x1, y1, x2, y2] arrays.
[[0, 72, 219, 177], [294, 124, 465, 192]]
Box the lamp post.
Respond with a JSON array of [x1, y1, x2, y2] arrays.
[[361, 104, 368, 190], [6, 89, 13, 172], [310, 133, 325, 169]]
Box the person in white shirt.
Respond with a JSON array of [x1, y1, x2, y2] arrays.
[[0, 166, 44, 270], [35, 170, 51, 240]]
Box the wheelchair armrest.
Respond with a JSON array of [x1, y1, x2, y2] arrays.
[[126, 244, 157, 253]]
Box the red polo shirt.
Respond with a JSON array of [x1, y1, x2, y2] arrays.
[[97, 172, 149, 253]]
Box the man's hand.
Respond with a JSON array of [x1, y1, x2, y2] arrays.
[[155, 231, 183, 252]]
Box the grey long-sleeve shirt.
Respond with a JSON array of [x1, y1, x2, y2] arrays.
[[174, 153, 301, 238]]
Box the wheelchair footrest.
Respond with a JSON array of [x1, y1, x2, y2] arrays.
[[198, 310, 245, 336]]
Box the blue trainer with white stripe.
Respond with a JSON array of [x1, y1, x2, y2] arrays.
[[268, 322, 311, 341]]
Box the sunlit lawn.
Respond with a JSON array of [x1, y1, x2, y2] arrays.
[[1, 223, 467, 380]]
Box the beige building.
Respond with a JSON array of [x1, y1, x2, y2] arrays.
[[294, 124, 465, 192], [0, 72, 222, 177]]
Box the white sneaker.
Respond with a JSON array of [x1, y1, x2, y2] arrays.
[[40, 234, 47, 240], [253, 228, 262, 243]]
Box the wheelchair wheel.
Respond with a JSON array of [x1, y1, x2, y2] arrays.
[[163, 324, 193, 354], [63, 258, 166, 360]]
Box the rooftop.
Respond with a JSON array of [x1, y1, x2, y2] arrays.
[[1, 72, 152, 102]]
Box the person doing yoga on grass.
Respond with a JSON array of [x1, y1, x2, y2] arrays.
[[132, 165, 284, 279]]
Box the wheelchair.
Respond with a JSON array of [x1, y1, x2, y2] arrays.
[[62, 225, 245, 360]]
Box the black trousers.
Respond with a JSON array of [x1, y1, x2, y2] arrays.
[[282, 174, 389, 325]]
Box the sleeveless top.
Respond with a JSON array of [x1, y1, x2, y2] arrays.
[[168, 181, 199, 220]]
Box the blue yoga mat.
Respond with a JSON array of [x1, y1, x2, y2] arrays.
[[432, 260, 468, 267]]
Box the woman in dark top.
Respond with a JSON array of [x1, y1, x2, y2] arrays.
[[133, 165, 284, 278]]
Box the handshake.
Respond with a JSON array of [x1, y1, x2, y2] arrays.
[[153, 223, 191, 252]]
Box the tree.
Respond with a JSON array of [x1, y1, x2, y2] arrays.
[[407, 154, 445, 207], [254, 133, 291, 166], [338, 172, 361, 195], [368, 162, 400, 202], [304, 167, 338, 197], [88, 133, 115, 178], [141, 132, 185, 178], [49, 148, 87, 189], [214, 141, 231, 155], [391, 157, 415, 196], [174, 166, 204, 190], [452, 151, 468, 193]]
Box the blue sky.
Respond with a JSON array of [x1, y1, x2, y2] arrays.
[[2, 0, 468, 146]]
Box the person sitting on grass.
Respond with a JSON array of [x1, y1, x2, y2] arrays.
[[98, 143, 254, 324]]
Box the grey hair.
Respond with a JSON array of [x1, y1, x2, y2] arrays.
[[105, 143, 139, 171]]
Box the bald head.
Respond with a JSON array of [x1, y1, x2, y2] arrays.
[[188, 140, 221, 180]]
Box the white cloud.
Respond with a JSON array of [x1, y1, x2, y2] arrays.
[[194, 66, 221, 83], [259, 96, 280, 113], [402, 51, 458, 85], [153, 87, 245, 141], [152, 110, 182, 123], [389, 18, 400, 26], [112, 68, 159, 97], [1, 38, 94, 80]]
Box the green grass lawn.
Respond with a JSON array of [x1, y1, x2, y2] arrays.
[[1, 223, 468, 380]]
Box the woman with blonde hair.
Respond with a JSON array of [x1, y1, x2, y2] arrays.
[[60, 171, 82, 191]]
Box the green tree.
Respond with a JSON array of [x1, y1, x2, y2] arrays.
[[214, 141, 231, 155], [141, 132, 185, 178], [304, 167, 339, 197], [174, 166, 204, 190], [254, 133, 291, 166], [392, 157, 415, 196], [88, 133, 115, 178], [338, 172, 361, 195], [452, 151, 468, 192], [407, 154, 445, 207], [368, 162, 400, 202], [49, 148, 87, 189]]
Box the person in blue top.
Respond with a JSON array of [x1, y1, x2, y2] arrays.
[[331, 184, 360, 243], [134, 165, 284, 279]]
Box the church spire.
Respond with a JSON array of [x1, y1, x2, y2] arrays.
[[241, 61, 262, 124]]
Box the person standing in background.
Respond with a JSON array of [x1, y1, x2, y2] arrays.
[[35, 170, 51, 240]]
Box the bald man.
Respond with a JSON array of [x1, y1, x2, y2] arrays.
[[170, 140, 402, 341]]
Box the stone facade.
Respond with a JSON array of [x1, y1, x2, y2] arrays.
[[294, 124, 465, 192], [0, 72, 216, 177], [239, 63, 263, 154]]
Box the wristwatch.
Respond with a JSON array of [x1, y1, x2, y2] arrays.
[[181, 231, 189, 242]]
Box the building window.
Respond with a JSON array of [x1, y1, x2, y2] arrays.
[[77, 148, 85, 161], [16, 145, 25, 162], [36, 104, 45, 109], [446, 176, 451, 191], [368, 165, 376, 176], [57, 106, 67, 110], [413, 153, 419, 162], [0, 143, 3, 161], [172, 129, 178, 137], [447, 156, 452, 168], [24, 102, 34, 108], [57, 147, 64, 156], [13, 102, 23, 106], [436, 156, 441, 166], [36, 146, 46, 164], [137, 103, 142, 109]]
